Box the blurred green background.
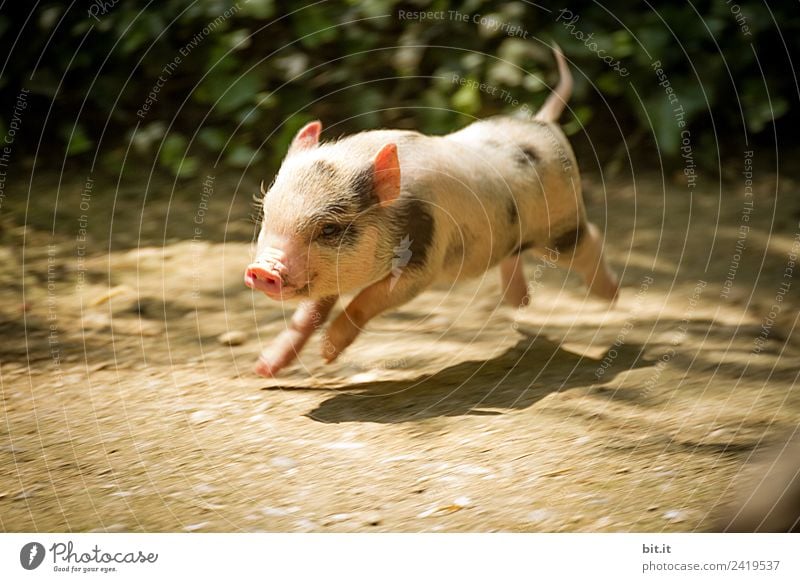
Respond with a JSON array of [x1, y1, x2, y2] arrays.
[[0, 0, 797, 179]]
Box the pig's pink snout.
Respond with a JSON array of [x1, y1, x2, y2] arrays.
[[245, 263, 284, 296]]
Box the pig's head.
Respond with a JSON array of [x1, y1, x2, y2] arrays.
[[245, 121, 402, 301]]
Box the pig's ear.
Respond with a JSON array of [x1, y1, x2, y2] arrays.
[[372, 143, 401, 206], [288, 120, 322, 155]]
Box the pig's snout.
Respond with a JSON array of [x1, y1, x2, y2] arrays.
[[245, 260, 286, 298]]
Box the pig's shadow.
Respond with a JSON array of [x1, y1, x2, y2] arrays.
[[307, 335, 650, 424]]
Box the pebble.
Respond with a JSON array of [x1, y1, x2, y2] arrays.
[[417, 497, 471, 518], [90, 285, 135, 307], [13, 490, 36, 500], [270, 456, 297, 470], [217, 331, 247, 346], [323, 442, 365, 450], [294, 518, 318, 532], [525, 509, 555, 523], [592, 517, 614, 529], [456, 464, 491, 475], [89, 523, 127, 533], [381, 455, 418, 463], [189, 410, 217, 425], [663, 510, 688, 523], [261, 507, 291, 517], [325, 513, 352, 524], [350, 372, 379, 383]]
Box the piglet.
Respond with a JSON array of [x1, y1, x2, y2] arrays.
[[245, 47, 618, 377]]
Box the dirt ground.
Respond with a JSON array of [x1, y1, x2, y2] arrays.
[[1, 165, 798, 532]]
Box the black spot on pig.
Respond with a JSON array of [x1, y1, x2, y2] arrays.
[[394, 199, 435, 269], [312, 159, 337, 179], [551, 223, 584, 253], [514, 145, 539, 167], [506, 198, 518, 225], [351, 166, 377, 213]]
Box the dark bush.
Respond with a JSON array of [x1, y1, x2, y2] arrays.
[[0, 1, 796, 178]]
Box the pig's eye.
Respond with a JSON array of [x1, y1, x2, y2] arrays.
[[318, 223, 343, 239]]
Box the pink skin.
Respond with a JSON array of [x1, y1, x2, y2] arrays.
[[244, 243, 308, 300], [247, 240, 327, 376], [246, 245, 322, 376], [254, 296, 337, 377], [498, 223, 618, 308], [244, 262, 285, 299], [560, 223, 619, 303], [321, 271, 425, 362], [248, 123, 404, 377]]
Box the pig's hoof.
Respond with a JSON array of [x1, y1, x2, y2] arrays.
[[588, 271, 620, 304], [320, 333, 342, 363], [254, 357, 278, 378], [597, 280, 620, 304], [321, 321, 359, 363], [504, 291, 530, 309]]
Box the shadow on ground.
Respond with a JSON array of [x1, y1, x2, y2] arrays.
[[303, 336, 651, 423]]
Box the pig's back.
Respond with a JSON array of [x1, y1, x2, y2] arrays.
[[415, 117, 585, 281], [332, 122, 585, 282]]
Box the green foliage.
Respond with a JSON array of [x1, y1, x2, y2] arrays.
[[0, 0, 796, 179]]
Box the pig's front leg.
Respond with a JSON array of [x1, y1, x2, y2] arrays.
[[322, 274, 426, 362], [255, 296, 337, 377]]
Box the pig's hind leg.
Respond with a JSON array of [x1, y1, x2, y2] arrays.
[[322, 273, 428, 362], [255, 296, 337, 377], [500, 254, 530, 308], [551, 221, 618, 301]]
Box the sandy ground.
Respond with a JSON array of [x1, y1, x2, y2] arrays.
[[1, 167, 798, 532]]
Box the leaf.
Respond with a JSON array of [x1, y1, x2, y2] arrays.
[[159, 133, 198, 178], [217, 72, 263, 113], [226, 144, 263, 168], [63, 125, 92, 156], [238, 0, 275, 19], [292, 5, 337, 48], [197, 127, 227, 151], [451, 77, 482, 116]]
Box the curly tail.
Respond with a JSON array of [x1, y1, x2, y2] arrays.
[[535, 44, 572, 123]]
